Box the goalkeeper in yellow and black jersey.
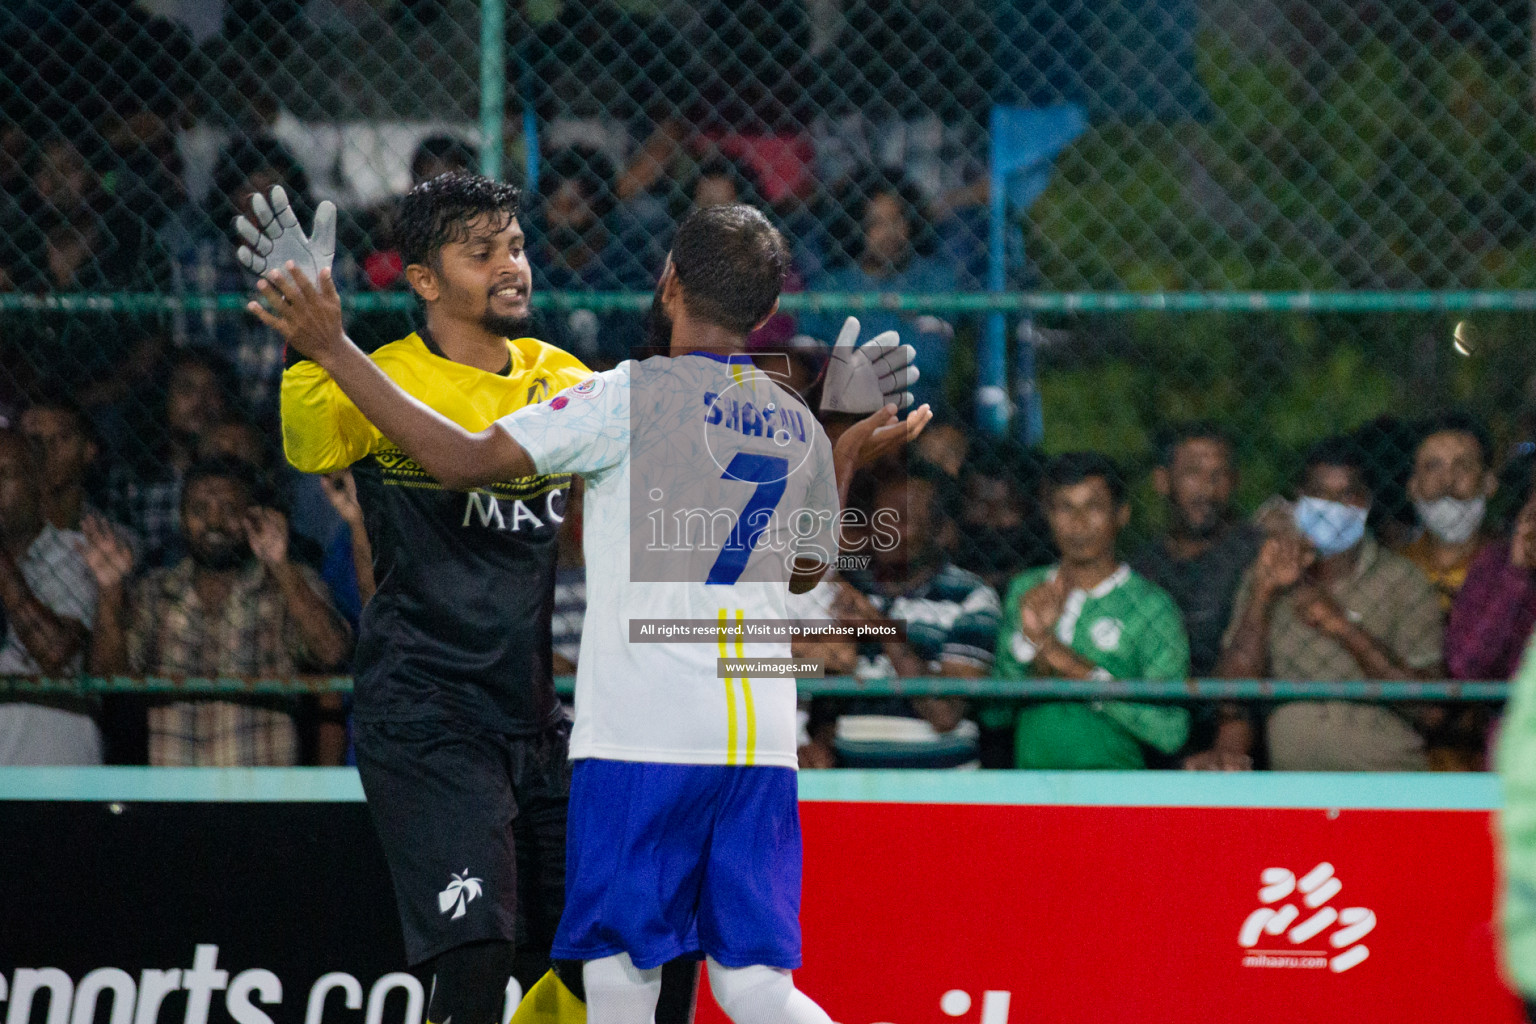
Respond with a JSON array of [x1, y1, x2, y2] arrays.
[[252, 173, 685, 1024]]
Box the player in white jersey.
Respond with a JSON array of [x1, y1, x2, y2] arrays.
[[249, 203, 930, 1024], [520, 348, 833, 768]]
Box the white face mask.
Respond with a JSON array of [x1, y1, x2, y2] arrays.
[[1294, 496, 1369, 556], [1414, 496, 1486, 545]]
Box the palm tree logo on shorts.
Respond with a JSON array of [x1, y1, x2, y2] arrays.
[[438, 870, 483, 919]]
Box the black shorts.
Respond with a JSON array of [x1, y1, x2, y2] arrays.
[[354, 716, 572, 966]]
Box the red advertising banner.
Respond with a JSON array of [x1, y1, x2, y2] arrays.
[[0, 768, 1521, 1024], [699, 799, 1524, 1024]]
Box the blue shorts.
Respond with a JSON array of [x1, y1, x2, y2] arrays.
[[552, 759, 802, 970]]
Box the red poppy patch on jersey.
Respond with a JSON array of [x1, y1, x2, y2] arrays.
[[550, 395, 570, 410]]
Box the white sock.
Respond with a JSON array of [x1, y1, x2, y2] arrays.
[[583, 953, 662, 1024], [706, 958, 834, 1024]]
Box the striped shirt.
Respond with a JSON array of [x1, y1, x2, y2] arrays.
[[826, 563, 1001, 768]]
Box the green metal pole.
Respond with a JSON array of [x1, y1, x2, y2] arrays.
[[479, 0, 505, 180], [0, 675, 1512, 702]]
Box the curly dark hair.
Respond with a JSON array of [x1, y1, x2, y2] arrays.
[[395, 172, 522, 270], [669, 204, 787, 334]]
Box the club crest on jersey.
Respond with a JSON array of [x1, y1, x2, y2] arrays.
[[571, 376, 604, 399]]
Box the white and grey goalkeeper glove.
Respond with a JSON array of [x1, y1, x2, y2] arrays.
[[234, 185, 337, 280], [817, 316, 919, 415]]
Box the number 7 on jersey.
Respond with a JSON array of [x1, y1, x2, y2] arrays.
[[706, 453, 789, 585]]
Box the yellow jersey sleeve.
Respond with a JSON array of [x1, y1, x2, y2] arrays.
[[280, 356, 387, 474], [280, 334, 591, 475]]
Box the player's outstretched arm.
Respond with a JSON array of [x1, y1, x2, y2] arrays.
[[786, 402, 933, 594], [786, 405, 927, 595], [832, 402, 933, 501], [249, 263, 535, 489]]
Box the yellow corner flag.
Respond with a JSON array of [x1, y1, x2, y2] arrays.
[[509, 970, 586, 1024]]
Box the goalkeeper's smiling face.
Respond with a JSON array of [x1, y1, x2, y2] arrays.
[[418, 213, 533, 337]]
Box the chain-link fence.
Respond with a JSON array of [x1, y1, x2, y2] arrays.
[[1, 0, 1534, 769], [4, 2, 1536, 419]]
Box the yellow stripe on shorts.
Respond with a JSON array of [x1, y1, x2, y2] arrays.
[[736, 608, 756, 765], [718, 607, 738, 765]]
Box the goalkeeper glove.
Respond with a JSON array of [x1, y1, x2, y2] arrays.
[[817, 316, 919, 416], [234, 185, 337, 281]]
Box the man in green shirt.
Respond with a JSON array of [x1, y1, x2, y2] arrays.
[[995, 452, 1191, 769]]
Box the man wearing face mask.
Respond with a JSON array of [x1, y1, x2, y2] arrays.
[[1217, 436, 1444, 771], [1400, 412, 1498, 611], [1449, 455, 1536, 683], [1396, 414, 1500, 769], [84, 458, 352, 766]]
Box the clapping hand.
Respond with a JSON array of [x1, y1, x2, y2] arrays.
[[240, 187, 348, 365], [832, 403, 933, 476], [248, 258, 348, 365], [245, 507, 290, 567], [235, 185, 336, 281], [1291, 582, 1351, 637], [79, 513, 134, 591], [1019, 577, 1067, 646], [321, 470, 363, 528]]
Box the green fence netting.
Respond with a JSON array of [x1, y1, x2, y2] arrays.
[[1, 1, 1534, 768]]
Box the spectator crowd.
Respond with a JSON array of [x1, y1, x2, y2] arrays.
[[787, 414, 1536, 773], [1, 2, 1534, 772], [2, 2, 989, 417], [4, 354, 1533, 774]]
